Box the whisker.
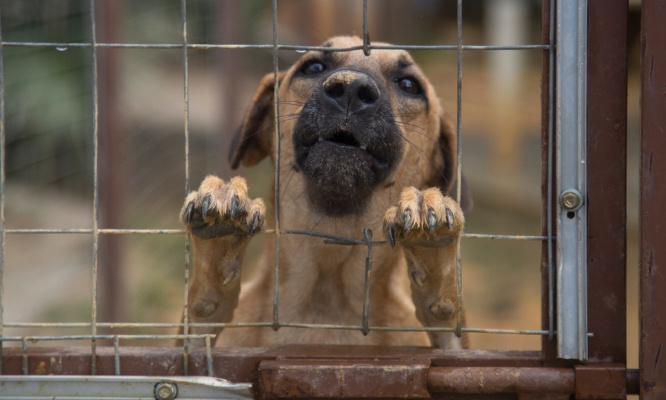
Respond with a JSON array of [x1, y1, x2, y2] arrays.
[[395, 120, 457, 159], [395, 119, 426, 133], [289, 212, 328, 256], [278, 100, 306, 107], [285, 86, 311, 101], [394, 120, 428, 137], [279, 166, 299, 205], [389, 129, 446, 179], [390, 130, 427, 158]]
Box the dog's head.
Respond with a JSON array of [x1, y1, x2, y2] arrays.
[[230, 36, 470, 216]]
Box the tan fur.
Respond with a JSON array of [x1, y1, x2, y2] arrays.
[[180, 36, 470, 349]]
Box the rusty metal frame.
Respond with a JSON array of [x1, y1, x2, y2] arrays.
[[0, 0, 645, 398], [639, 0, 666, 398], [0, 346, 636, 398]]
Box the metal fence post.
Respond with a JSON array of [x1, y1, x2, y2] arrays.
[[555, 0, 589, 360], [640, 0, 666, 397], [585, 0, 627, 363]]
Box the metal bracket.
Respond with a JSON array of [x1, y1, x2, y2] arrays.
[[574, 364, 627, 399], [0, 375, 253, 400], [256, 358, 430, 399]]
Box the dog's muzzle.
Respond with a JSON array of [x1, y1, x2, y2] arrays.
[[293, 69, 403, 216]]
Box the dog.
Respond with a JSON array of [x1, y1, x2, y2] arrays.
[[180, 36, 471, 349]]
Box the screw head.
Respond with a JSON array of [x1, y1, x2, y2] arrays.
[[155, 382, 177, 400], [560, 189, 584, 211]]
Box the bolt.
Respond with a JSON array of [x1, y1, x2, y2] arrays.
[[155, 382, 177, 400], [560, 189, 583, 211]]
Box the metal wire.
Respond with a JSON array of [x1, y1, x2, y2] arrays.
[[455, 0, 465, 339], [362, 229, 373, 336], [0, 326, 552, 339], [205, 334, 213, 377], [0, 3, 5, 376], [0, 321, 551, 337], [547, 0, 557, 341], [2, 228, 545, 241], [271, 0, 281, 332], [0, 41, 550, 52], [180, 0, 192, 376], [21, 337, 27, 375], [362, 0, 371, 56], [88, 0, 100, 376], [113, 336, 120, 376], [0, 2, 556, 357]]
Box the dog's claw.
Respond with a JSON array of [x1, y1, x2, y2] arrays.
[[201, 195, 211, 218], [410, 270, 425, 290], [387, 224, 396, 248], [428, 209, 437, 232], [403, 209, 412, 233], [249, 212, 260, 237], [446, 209, 454, 230], [230, 195, 240, 220], [185, 202, 194, 224]]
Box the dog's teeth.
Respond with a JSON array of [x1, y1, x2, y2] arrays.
[[360, 144, 367, 150]]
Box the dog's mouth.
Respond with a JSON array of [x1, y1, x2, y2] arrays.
[[325, 129, 360, 147], [295, 128, 392, 178], [293, 124, 400, 216], [297, 129, 389, 170]]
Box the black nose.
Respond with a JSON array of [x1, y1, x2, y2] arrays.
[[322, 70, 380, 114]]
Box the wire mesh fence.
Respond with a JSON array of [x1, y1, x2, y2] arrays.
[[0, 0, 568, 378]]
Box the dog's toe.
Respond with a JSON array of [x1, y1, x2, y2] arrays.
[[181, 175, 265, 239], [429, 299, 456, 320], [383, 187, 464, 247]]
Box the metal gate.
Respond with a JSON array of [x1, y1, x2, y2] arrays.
[[1, 0, 664, 398]]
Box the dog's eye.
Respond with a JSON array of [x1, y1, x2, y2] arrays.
[[301, 60, 326, 76], [396, 77, 423, 95]]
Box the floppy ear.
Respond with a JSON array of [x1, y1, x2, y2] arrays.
[[429, 111, 473, 214], [229, 72, 285, 169]]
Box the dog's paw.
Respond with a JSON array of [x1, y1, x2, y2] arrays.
[[383, 187, 464, 248], [181, 175, 265, 239]]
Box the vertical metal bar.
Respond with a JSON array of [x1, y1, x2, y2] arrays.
[[454, 0, 463, 338], [205, 335, 213, 377], [585, 0, 627, 363], [89, 0, 100, 375], [547, 0, 556, 342], [361, 229, 373, 336], [271, 0, 281, 332], [0, 5, 6, 376], [97, 0, 125, 323], [180, 0, 191, 375], [541, 0, 559, 361], [362, 0, 370, 56], [113, 336, 120, 375], [555, 0, 588, 361], [21, 337, 27, 375], [640, 0, 666, 397]]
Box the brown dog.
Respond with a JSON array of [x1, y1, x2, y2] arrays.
[[180, 36, 471, 349]]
